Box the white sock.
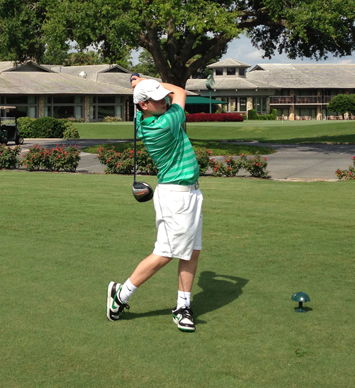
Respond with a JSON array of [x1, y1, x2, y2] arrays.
[[177, 290, 191, 309], [118, 279, 137, 303]]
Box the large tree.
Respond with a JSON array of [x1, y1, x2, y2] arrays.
[[0, 0, 354, 87]]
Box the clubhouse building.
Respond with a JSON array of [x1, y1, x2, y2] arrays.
[[0, 59, 354, 121]]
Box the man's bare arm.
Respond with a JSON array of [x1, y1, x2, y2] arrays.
[[160, 83, 187, 110]]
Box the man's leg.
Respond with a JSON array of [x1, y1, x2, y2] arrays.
[[178, 249, 200, 292], [130, 253, 172, 287], [172, 250, 200, 332], [107, 253, 171, 321]]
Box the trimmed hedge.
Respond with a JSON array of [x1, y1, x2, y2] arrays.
[[17, 117, 80, 139], [186, 113, 244, 122], [247, 109, 278, 120]]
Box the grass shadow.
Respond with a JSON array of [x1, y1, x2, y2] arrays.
[[124, 271, 249, 324], [261, 133, 355, 145]]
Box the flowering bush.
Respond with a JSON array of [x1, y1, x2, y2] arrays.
[[209, 156, 244, 177], [21, 145, 80, 172], [244, 155, 269, 178], [49, 145, 81, 172], [0, 145, 21, 169], [208, 154, 268, 178], [336, 156, 355, 180], [98, 146, 157, 175], [195, 148, 212, 174], [186, 113, 244, 122], [97, 145, 268, 178]]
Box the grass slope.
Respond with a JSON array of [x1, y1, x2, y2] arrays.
[[76, 120, 355, 144], [83, 140, 274, 156], [1, 171, 354, 387]]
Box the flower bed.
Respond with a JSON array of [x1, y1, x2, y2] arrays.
[[97, 146, 157, 175], [186, 112, 244, 122], [21, 145, 80, 172], [336, 156, 355, 180], [0, 145, 21, 169], [209, 154, 269, 178], [98, 146, 268, 178]]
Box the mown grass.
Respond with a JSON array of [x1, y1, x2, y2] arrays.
[[1, 171, 355, 387], [83, 139, 274, 156], [76, 120, 355, 144]]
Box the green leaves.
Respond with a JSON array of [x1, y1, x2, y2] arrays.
[[0, 0, 353, 85]]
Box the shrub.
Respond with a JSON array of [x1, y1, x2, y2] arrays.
[[208, 154, 268, 178], [21, 145, 80, 172], [103, 116, 122, 122], [0, 145, 21, 169], [49, 145, 81, 172], [63, 122, 80, 139], [98, 146, 157, 175], [186, 113, 244, 122], [31, 117, 67, 138], [336, 156, 355, 180], [97, 145, 268, 178], [17, 117, 36, 138], [98, 146, 213, 176], [244, 155, 269, 178], [66, 117, 85, 122], [248, 109, 278, 120], [247, 109, 258, 120], [195, 148, 212, 175]]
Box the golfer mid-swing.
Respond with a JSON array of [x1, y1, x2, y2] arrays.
[[107, 76, 203, 332]]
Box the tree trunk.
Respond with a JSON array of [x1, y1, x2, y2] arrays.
[[140, 27, 230, 89]]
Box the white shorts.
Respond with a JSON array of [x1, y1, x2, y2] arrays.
[[153, 183, 203, 260]]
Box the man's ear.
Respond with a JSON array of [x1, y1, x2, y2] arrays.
[[139, 101, 150, 111]]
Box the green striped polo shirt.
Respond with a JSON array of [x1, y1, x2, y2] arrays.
[[136, 104, 199, 185]]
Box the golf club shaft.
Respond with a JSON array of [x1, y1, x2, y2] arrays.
[[133, 104, 137, 184], [131, 73, 140, 185]]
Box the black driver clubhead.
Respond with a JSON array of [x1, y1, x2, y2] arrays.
[[132, 181, 154, 202]]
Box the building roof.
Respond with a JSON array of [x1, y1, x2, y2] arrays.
[[248, 63, 355, 89], [187, 59, 355, 91], [207, 58, 250, 68], [0, 71, 133, 95]]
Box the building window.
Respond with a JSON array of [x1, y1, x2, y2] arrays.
[[90, 96, 123, 121], [0, 95, 38, 117], [46, 95, 83, 120], [239, 97, 247, 112], [6, 96, 28, 104], [239, 68, 246, 76], [227, 67, 236, 76], [253, 97, 267, 113], [215, 68, 223, 76]]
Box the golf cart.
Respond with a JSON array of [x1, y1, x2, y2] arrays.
[[0, 106, 24, 145]]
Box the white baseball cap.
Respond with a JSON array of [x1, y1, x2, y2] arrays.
[[133, 79, 172, 104]]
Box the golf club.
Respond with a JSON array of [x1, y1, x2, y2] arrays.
[[130, 73, 154, 202]]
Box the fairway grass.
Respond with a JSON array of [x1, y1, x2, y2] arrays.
[[76, 120, 355, 144], [1, 171, 355, 387]]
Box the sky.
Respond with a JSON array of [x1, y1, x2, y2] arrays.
[[222, 34, 355, 66], [130, 33, 354, 67]]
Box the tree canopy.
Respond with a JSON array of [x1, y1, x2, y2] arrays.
[[0, 0, 354, 87], [328, 94, 355, 116]]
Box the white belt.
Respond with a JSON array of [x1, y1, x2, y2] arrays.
[[157, 182, 199, 192]]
